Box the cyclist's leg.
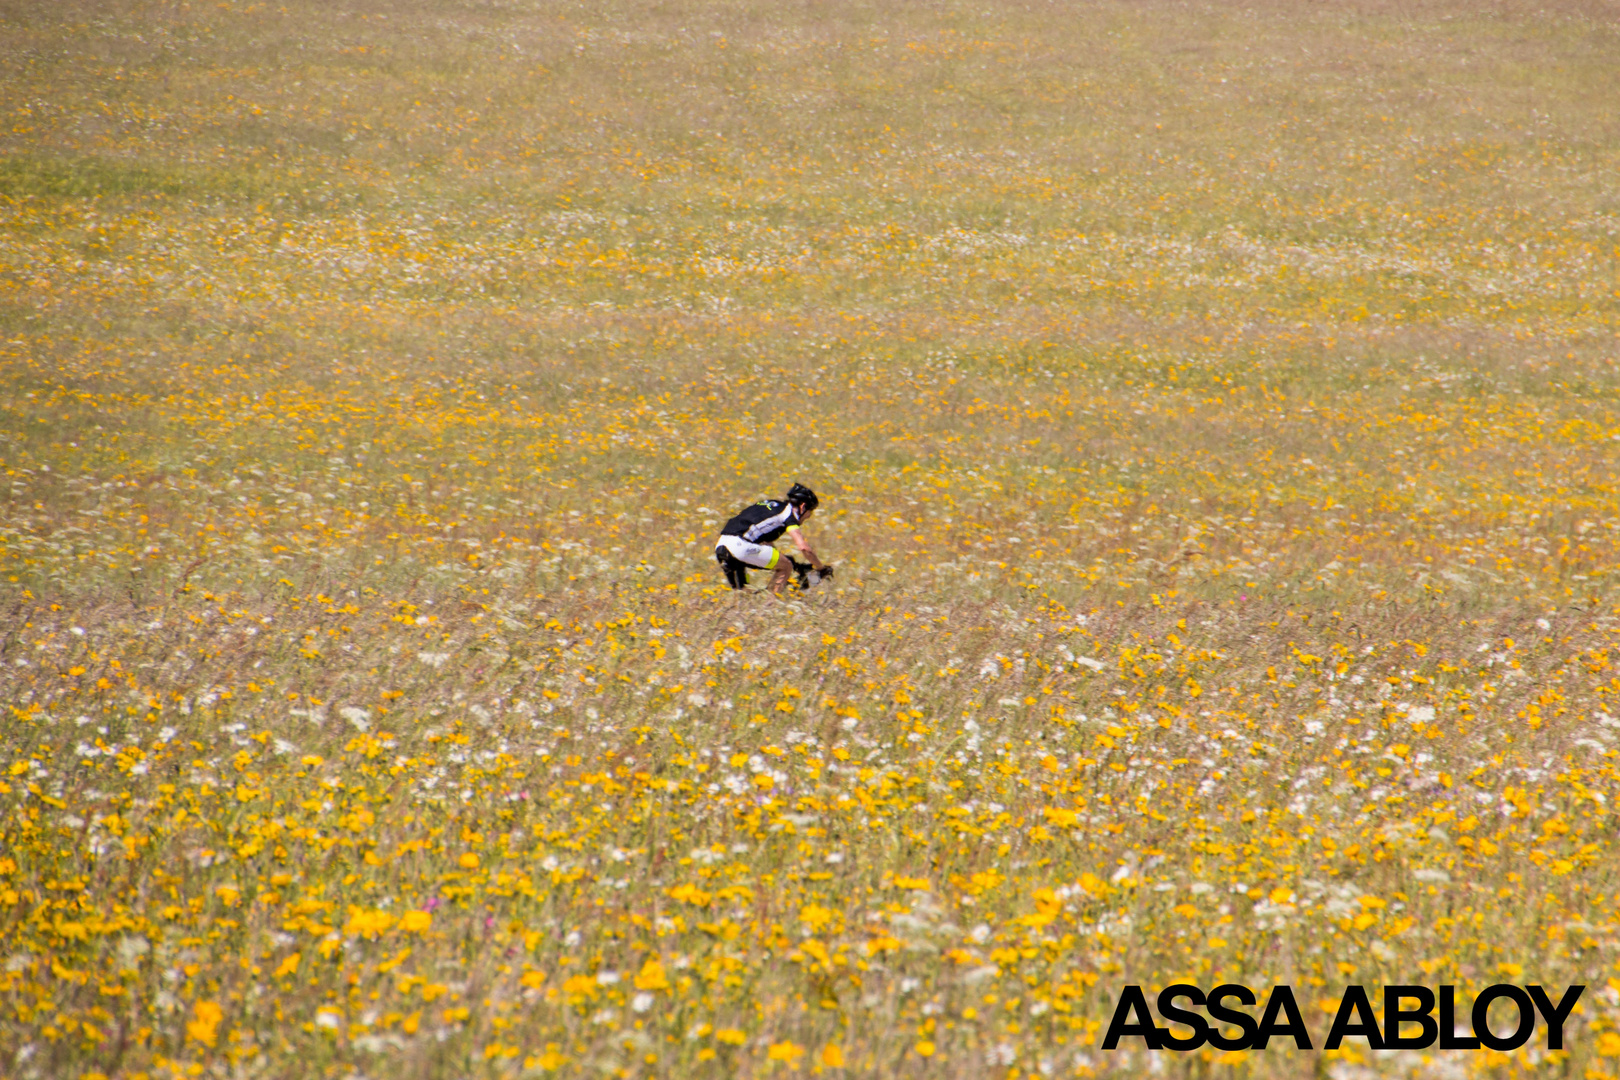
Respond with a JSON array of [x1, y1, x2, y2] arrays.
[[768, 551, 795, 594], [716, 537, 780, 591], [715, 547, 748, 589]]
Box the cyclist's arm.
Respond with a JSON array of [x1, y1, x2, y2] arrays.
[[785, 526, 825, 571]]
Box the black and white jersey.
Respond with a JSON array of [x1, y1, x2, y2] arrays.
[[720, 499, 802, 545]]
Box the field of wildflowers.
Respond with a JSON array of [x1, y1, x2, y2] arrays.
[[3, 0, 1620, 1077]]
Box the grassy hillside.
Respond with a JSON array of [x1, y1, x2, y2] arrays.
[[2, 0, 1619, 1076]]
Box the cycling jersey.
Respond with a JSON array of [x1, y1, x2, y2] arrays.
[[719, 499, 804, 545]]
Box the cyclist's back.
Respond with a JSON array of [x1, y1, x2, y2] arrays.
[[721, 499, 797, 545]]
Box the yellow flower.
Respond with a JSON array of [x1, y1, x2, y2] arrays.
[[633, 957, 669, 991], [767, 1041, 805, 1062], [344, 908, 395, 938], [667, 883, 711, 906], [561, 975, 598, 1002], [400, 909, 433, 932], [799, 904, 835, 931], [186, 1000, 223, 1047], [527, 1046, 568, 1070]]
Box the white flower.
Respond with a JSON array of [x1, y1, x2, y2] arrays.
[[116, 936, 149, 965], [631, 992, 654, 1013]]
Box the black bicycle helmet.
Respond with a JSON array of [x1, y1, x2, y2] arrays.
[[786, 482, 819, 512]]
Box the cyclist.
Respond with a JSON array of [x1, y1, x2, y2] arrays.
[[715, 483, 832, 594]]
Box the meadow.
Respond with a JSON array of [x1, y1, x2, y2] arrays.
[[2, 0, 1620, 1076]]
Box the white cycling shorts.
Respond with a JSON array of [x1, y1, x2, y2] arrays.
[[715, 534, 780, 570]]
